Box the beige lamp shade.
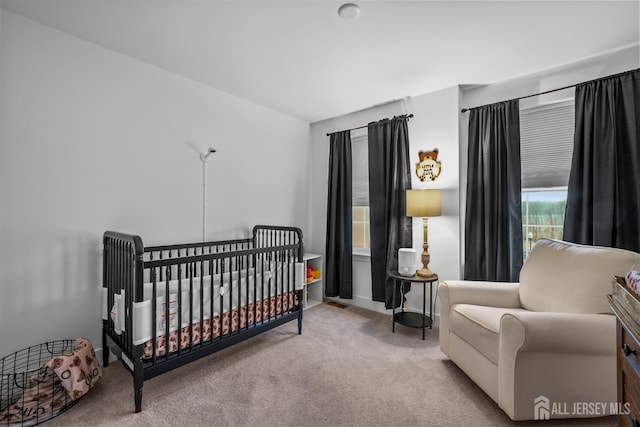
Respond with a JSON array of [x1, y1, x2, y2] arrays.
[[406, 189, 442, 217]]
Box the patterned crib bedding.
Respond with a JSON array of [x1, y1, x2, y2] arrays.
[[143, 291, 296, 358]]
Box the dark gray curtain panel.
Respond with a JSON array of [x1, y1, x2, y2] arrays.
[[368, 117, 412, 309], [325, 131, 353, 299], [464, 100, 523, 282], [563, 69, 640, 252]]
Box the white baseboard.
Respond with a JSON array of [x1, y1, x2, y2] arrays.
[[95, 347, 104, 365], [95, 347, 118, 366], [325, 295, 440, 327], [324, 295, 387, 314]]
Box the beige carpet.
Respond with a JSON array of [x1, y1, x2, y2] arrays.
[[46, 303, 615, 427]]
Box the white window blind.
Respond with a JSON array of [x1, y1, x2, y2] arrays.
[[351, 128, 369, 206], [520, 100, 575, 189]]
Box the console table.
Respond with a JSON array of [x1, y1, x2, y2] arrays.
[[387, 270, 438, 340], [609, 276, 640, 426]]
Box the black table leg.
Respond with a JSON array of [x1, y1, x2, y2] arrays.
[[392, 279, 396, 333], [422, 280, 426, 340], [430, 282, 434, 330]]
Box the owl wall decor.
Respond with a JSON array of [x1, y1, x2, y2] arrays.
[[416, 149, 442, 182]]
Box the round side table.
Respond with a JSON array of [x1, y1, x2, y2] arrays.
[[387, 270, 438, 340]]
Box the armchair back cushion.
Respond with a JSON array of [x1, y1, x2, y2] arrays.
[[519, 239, 640, 313]]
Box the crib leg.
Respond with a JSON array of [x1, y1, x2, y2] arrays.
[[297, 292, 303, 335], [102, 327, 109, 367], [102, 347, 109, 368], [135, 389, 142, 413], [134, 361, 144, 413]]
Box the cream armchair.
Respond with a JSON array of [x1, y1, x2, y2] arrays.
[[439, 238, 640, 421]]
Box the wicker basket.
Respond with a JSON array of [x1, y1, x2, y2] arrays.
[[0, 340, 79, 426]]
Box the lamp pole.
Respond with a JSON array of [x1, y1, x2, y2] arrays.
[[417, 216, 436, 278]]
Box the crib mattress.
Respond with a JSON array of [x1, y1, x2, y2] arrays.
[[108, 264, 302, 359]]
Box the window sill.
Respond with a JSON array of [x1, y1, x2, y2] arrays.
[[353, 249, 370, 262]]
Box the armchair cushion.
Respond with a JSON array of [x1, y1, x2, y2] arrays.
[[438, 280, 520, 356], [451, 304, 529, 364], [519, 239, 640, 313]]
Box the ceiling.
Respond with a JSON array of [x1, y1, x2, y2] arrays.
[[1, 1, 638, 123]]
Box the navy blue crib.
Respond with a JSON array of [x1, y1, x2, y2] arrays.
[[102, 225, 304, 413]]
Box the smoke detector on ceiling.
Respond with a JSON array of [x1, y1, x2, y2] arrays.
[[338, 3, 360, 20]]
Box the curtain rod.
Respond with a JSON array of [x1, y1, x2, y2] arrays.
[[460, 68, 638, 113], [326, 114, 413, 136]]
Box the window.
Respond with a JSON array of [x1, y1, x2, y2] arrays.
[[522, 189, 567, 258], [351, 128, 370, 254], [520, 100, 574, 259], [353, 205, 370, 250]]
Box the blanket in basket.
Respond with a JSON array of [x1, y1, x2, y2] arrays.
[[0, 338, 101, 426]]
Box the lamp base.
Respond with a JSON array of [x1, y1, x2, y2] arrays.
[[416, 267, 437, 279]]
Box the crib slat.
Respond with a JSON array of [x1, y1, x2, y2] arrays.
[[164, 270, 170, 358], [151, 268, 157, 364], [177, 263, 183, 357]]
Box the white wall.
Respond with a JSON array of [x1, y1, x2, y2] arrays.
[[309, 87, 461, 317], [0, 11, 310, 356], [462, 45, 640, 111], [404, 88, 461, 316], [2, 11, 636, 357]]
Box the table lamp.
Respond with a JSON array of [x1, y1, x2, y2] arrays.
[[406, 189, 441, 278]]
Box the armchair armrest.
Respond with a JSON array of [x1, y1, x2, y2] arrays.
[[498, 311, 616, 420], [439, 280, 521, 309], [438, 280, 520, 356], [500, 311, 615, 355]]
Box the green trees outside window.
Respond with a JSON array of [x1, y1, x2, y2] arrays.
[[522, 189, 567, 259]]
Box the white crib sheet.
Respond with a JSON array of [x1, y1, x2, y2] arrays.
[[115, 262, 304, 345]]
